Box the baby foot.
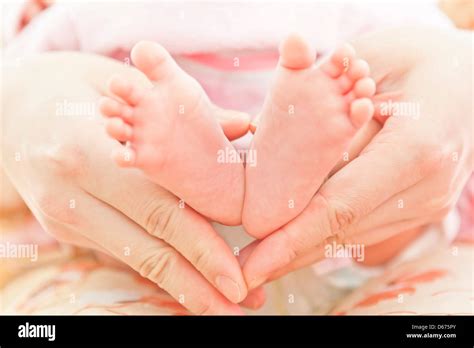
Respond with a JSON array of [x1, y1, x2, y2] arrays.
[[243, 34, 376, 238], [99, 41, 245, 225]]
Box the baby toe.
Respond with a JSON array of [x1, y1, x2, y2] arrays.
[[105, 117, 133, 142], [338, 59, 371, 94], [347, 59, 370, 80], [354, 77, 376, 98], [99, 97, 134, 123], [108, 75, 143, 106], [321, 43, 356, 78], [350, 98, 374, 128], [131, 41, 177, 82]]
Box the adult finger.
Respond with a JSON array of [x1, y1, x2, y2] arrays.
[[236, 244, 266, 309], [242, 117, 440, 289], [243, 214, 428, 287], [69, 121, 247, 303], [353, 153, 466, 236], [70, 129, 247, 304], [69, 190, 243, 315]]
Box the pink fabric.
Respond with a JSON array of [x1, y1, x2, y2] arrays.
[[3, 2, 453, 112]]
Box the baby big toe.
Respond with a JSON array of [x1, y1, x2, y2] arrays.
[[278, 33, 316, 70], [131, 41, 177, 81]]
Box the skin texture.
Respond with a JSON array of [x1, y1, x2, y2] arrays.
[[2, 52, 251, 314], [243, 34, 375, 238], [241, 27, 473, 292]]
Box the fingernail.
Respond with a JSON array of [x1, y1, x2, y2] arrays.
[[216, 275, 242, 303]]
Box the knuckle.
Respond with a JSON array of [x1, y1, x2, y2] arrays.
[[191, 240, 215, 273], [414, 137, 451, 177], [143, 199, 181, 242], [323, 197, 358, 237], [307, 194, 356, 241], [137, 247, 177, 287], [41, 143, 87, 178]]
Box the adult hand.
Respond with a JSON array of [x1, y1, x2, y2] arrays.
[[241, 27, 473, 289], [2, 52, 250, 314]]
